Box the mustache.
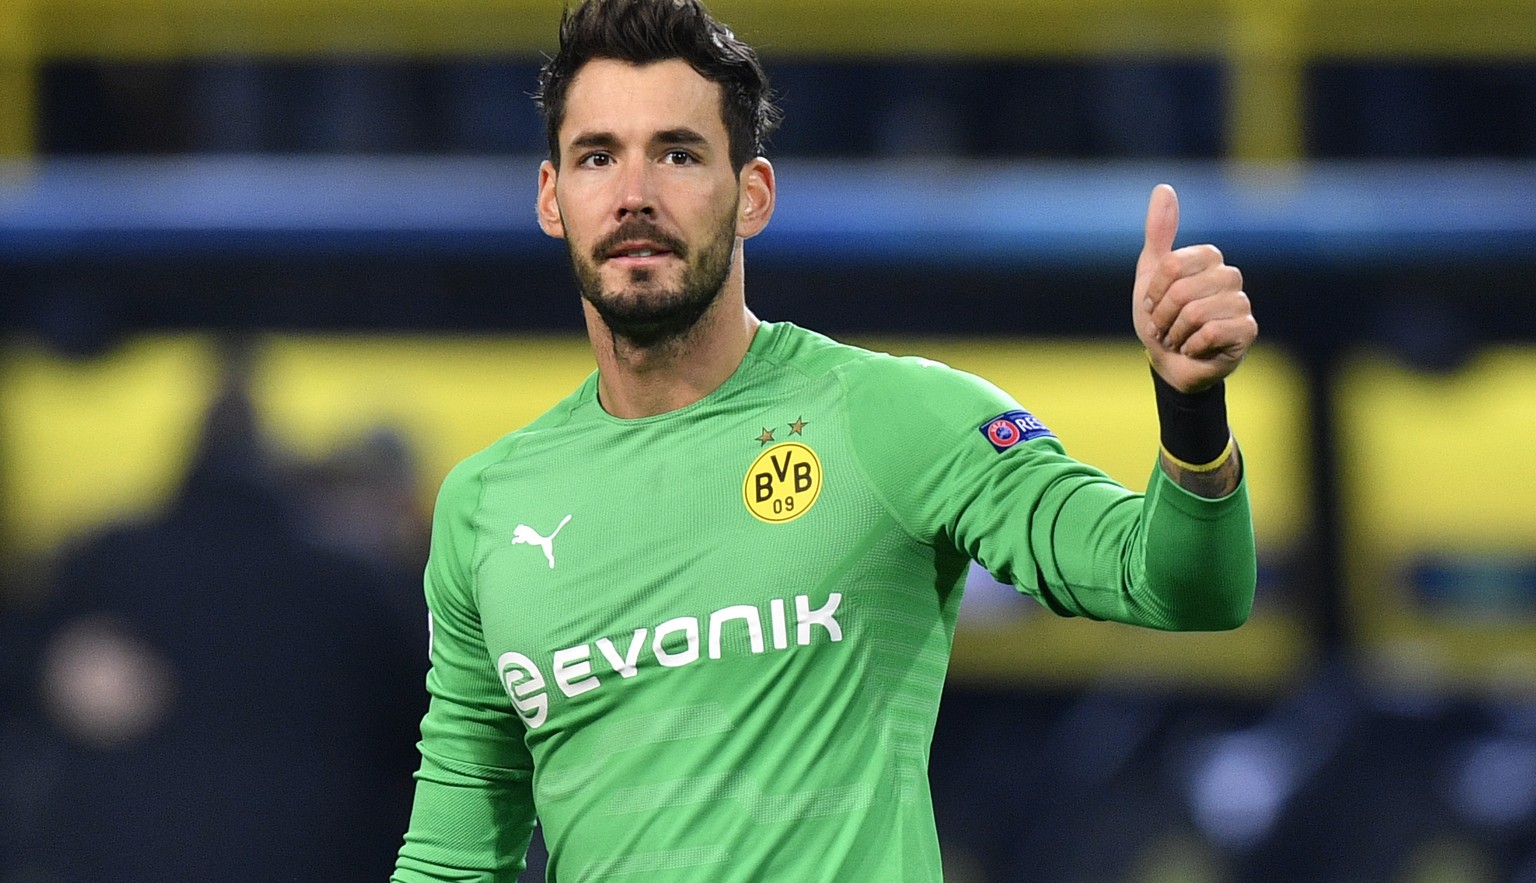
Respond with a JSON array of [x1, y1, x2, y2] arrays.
[[591, 221, 689, 263]]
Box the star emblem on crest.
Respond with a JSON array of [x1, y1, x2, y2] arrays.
[[757, 427, 776, 445], [789, 417, 808, 436]]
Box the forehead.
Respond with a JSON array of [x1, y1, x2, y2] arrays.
[[561, 58, 729, 146]]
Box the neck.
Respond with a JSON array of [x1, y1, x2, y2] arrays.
[[586, 275, 760, 420]]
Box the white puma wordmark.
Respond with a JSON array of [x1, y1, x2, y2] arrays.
[[512, 515, 572, 569]]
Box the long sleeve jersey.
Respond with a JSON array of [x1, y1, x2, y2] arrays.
[[393, 320, 1255, 882]]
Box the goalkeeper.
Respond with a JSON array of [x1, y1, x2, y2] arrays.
[[394, 0, 1258, 879]]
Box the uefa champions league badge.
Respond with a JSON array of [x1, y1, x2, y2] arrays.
[[980, 410, 1054, 453]]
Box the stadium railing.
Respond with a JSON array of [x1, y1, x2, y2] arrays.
[[3, 157, 1534, 264]]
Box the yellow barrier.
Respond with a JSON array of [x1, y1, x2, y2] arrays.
[[0, 334, 1313, 691], [0, 334, 595, 558], [1337, 348, 1536, 698], [1, 0, 1534, 159]]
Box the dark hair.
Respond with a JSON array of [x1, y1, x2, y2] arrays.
[[536, 0, 781, 171]]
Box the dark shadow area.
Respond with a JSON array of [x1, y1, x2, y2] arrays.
[[0, 340, 429, 882]]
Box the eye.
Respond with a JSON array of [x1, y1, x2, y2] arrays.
[[578, 151, 613, 168], [662, 149, 698, 165]]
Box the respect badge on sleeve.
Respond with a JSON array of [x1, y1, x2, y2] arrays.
[[979, 410, 1053, 453]]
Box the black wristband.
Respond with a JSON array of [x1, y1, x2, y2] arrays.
[[1151, 366, 1230, 466]]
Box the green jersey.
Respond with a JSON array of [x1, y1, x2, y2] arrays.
[[393, 321, 1255, 882]]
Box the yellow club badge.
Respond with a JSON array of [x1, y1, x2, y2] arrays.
[[743, 442, 822, 523]]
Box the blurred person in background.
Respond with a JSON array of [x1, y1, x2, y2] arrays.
[[393, 0, 1258, 881], [295, 425, 432, 634], [14, 340, 426, 882]]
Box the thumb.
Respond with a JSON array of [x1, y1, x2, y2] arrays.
[[1137, 183, 1179, 280]]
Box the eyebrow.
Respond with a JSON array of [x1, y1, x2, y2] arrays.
[[651, 128, 709, 148], [569, 132, 620, 151], [566, 128, 711, 152]]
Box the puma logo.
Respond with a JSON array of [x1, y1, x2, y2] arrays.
[[512, 515, 572, 569]]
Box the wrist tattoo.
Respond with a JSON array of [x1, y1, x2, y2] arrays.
[[1161, 445, 1242, 499]]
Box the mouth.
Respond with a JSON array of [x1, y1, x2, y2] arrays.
[[605, 241, 678, 266]]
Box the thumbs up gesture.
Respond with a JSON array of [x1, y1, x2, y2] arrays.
[[1133, 185, 1257, 393]]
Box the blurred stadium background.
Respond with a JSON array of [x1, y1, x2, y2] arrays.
[[2, 0, 1536, 880]]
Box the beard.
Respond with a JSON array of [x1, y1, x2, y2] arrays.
[[568, 208, 738, 349]]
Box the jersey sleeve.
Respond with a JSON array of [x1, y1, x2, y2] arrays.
[[843, 355, 1254, 631], [394, 455, 538, 882]]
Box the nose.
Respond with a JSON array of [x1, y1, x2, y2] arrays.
[[615, 161, 656, 221]]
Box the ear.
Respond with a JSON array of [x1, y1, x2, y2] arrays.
[[536, 160, 565, 239], [735, 157, 776, 240]]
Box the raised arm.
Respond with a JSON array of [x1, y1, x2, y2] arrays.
[[1132, 184, 1257, 499]]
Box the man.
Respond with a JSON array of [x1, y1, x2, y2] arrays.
[[394, 0, 1257, 880]]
